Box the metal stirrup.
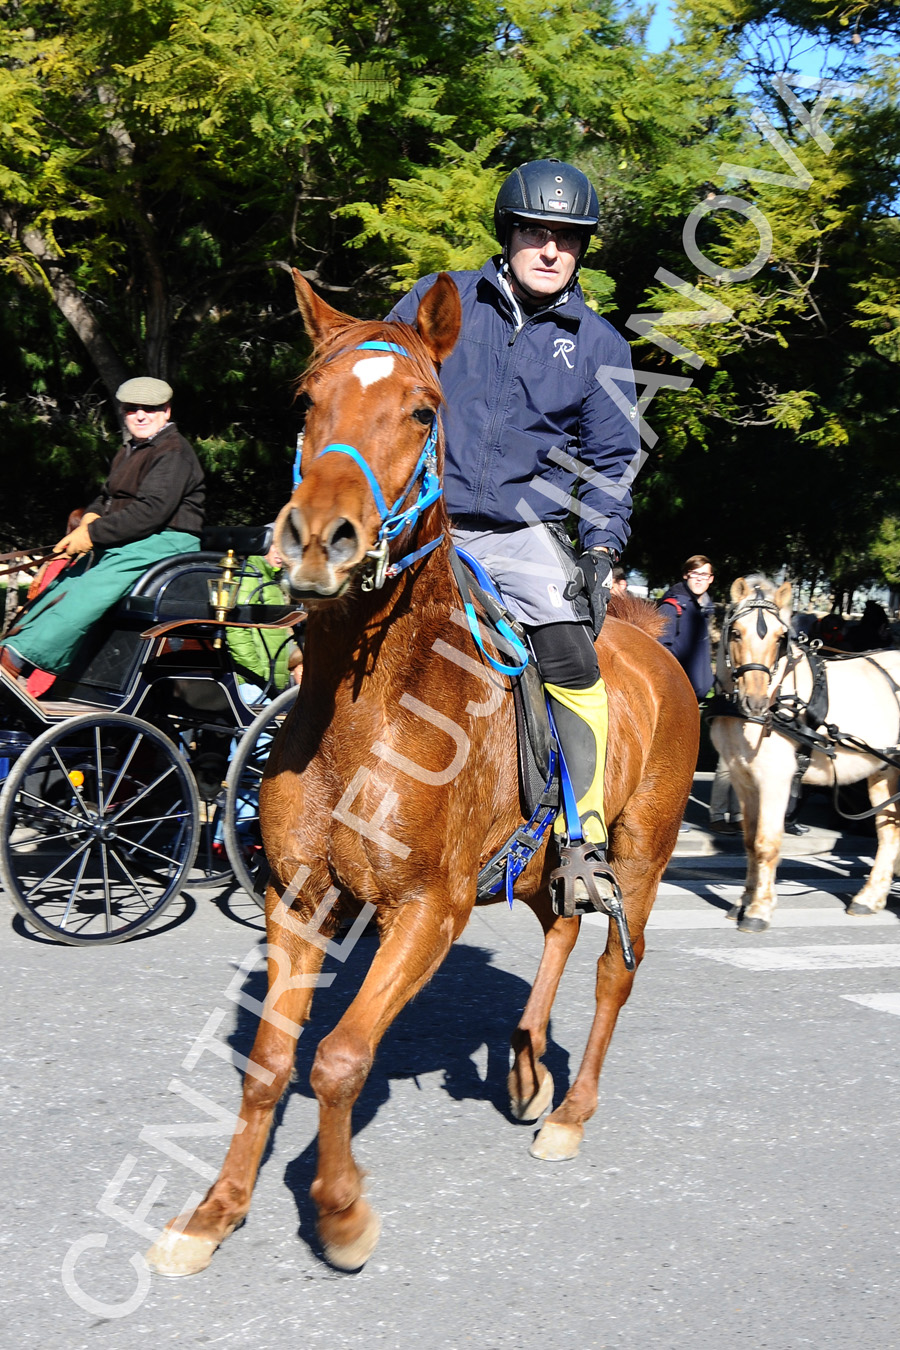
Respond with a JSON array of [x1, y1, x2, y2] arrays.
[[549, 842, 635, 970]]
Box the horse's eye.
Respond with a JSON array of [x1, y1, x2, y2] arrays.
[[412, 407, 434, 426], [297, 391, 313, 414]]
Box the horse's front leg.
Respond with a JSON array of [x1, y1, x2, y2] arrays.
[[529, 850, 658, 1162], [735, 769, 791, 934], [146, 885, 329, 1276], [847, 769, 900, 916], [508, 889, 580, 1123], [724, 768, 759, 920], [309, 893, 467, 1269]]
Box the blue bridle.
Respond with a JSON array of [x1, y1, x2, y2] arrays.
[[293, 340, 443, 591]]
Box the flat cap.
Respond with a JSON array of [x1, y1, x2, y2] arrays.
[[116, 376, 173, 406]]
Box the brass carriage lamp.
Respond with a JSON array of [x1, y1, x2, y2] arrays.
[[208, 549, 241, 648]]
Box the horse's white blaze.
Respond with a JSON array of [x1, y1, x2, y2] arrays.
[[352, 355, 394, 388]]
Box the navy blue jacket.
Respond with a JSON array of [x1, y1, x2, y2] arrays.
[[387, 260, 640, 555], [659, 580, 712, 700]]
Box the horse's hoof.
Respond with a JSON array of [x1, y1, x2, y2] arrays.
[[508, 1066, 554, 1122], [322, 1209, 381, 1271], [737, 915, 769, 934], [726, 904, 741, 921], [529, 1120, 583, 1162], [846, 901, 876, 916], [145, 1227, 220, 1277]]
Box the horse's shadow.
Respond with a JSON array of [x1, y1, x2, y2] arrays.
[[226, 936, 569, 1262]]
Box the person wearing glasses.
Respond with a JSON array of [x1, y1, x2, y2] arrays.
[[659, 555, 744, 834], [0, 376, 204, 682], [388, 159, 641, 912], [659, 556, 715, 701]]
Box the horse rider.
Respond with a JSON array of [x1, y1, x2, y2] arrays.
[[0, 376, 204, 682], [387, 157, 641, 910]]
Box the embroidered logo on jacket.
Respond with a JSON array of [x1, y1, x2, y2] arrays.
[[553, 338, 576, 369]]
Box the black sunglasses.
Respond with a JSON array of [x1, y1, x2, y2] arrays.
[[121, 403, 168, 414]]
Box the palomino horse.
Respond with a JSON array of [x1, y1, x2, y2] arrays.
[[711, 576, 900, 933], [147, 271, 698, 1276]]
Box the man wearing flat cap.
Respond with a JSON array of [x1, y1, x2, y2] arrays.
[[0, 376, 204, 678]]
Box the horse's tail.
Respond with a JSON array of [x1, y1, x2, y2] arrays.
[[607, 591, 668, 639]]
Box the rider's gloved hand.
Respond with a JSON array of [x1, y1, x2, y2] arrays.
[[55, 513, 99, 557], [583, 547, 614, 638]]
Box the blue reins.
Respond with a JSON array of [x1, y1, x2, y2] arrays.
[[293, 340, 443, 590]]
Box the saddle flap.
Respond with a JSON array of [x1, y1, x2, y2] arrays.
[[514, 661, 552, 816]]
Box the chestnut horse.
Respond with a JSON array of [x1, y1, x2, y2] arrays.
[[147, 271, 698, 1277], [711, 576, 900, 933]]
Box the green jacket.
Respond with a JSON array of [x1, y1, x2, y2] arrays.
[[226, 558, 291, 692]]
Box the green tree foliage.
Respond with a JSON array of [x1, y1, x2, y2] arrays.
[[0, 0, 897, 608], [614, 0, 900, 592]]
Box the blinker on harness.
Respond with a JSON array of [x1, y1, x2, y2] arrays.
[[293, 340, 443, 592]]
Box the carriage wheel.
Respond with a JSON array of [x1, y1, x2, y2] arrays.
[[222, 686, 300, 908], [0, 713, 199, 945], [189, 792, 234, 888]]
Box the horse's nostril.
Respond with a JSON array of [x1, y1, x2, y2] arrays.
[[325, 518, 359, 566], [280, 506, 306, 562]]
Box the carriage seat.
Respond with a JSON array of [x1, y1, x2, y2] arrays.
[[118, 525, 281, 625], [59, 529, 288, 703]]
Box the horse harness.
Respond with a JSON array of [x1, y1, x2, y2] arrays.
[[712, 589, 900, 820]]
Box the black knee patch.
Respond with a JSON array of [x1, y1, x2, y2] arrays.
[[528, 621, 599, 689]]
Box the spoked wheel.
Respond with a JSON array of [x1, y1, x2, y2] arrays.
[[163, 728, 234, 889], [222, 686, 300, 908], [0, 713, 199, 945], [190, 792, 233, 888]]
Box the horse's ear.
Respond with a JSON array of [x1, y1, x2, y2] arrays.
[[415, 273, 462, 367], [730, 577, 750, 604], [292, 269, 354, 345], [774, 581, 793, 611]]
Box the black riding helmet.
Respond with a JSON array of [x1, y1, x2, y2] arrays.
[[493, 158, 600, 251]]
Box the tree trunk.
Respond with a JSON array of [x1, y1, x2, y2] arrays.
[[2, 213, 129, 403], [134, 209, 170, 379]]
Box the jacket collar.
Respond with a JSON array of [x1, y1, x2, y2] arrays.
[[479, 257, 584, 329], [125, 420, 178, 452]]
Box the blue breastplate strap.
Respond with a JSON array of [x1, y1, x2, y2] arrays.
[[449, 548, 529, 678]]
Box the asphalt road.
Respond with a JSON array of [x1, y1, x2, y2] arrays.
[[2, 834, 899, 1350]]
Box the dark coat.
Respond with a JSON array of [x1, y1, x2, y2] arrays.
[[387, 259, 640, 555], [659, 580, 712, 700], [86, 422, 205, 547]]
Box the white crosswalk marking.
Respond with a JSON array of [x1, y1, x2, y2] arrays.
[[689, 944, 900, 971], [647, 907, 896, 929], [842, 992, 900, 1016]]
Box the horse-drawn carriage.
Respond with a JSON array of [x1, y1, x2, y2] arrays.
[[0, 527, 302, 944]]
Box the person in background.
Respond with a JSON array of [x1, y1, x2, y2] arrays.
[[848, 601, 892, 652], [659, 554, 714, 700], [659, 554, 742, 835], [0, 376, 204, 682], [813, 612, 848, 650], [226, 542, 297, 704], [610, 566, 628, 597]]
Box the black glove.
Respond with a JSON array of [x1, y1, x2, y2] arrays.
[[583, 548, 613, 638]]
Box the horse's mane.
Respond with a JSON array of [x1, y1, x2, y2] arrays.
[[739, 573, 777, 596], [298, 319, 444, 405], [608, 590, 667, 637]]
